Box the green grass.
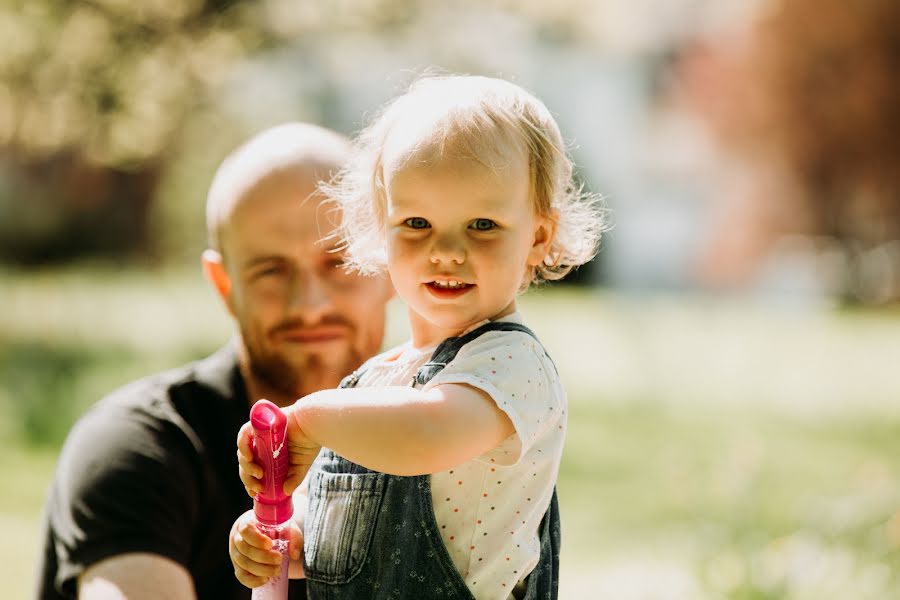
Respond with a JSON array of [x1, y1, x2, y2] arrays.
[[558, 403, 900, 599], [2, 268, 899, 599]]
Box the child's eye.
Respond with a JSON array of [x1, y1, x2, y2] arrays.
[[470, 218, 496, 231], [404, 217, 430, 229]]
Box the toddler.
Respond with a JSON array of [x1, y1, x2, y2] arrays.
[[231, 74, 605, 600]]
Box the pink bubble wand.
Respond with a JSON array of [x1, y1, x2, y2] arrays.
[[249, 399, 293, 600]]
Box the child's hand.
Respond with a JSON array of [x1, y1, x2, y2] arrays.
[[237, 408, 321, 498], [228, 510, 303, 588]]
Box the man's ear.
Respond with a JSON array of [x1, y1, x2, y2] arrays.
[[526, 211, 558, 267], [202, 249, 234, 314]]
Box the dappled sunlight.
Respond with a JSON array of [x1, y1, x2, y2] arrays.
[[563, 532, 896, 600], [563, 556, 705, 600], [521, 290, 900, 418]]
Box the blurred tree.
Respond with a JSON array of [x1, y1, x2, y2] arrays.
[[0, 0, 625, 266], [0, 0, 467, 264], [680, 0, 900, 304], [0, 0, 265, 263]]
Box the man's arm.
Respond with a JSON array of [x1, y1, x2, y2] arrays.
[[292, 383, 515, 476], [41, 397, 203, 599], [78, 554, 195, 600]]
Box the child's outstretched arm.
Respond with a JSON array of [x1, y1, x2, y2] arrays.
[[277, 384, 514, 477]]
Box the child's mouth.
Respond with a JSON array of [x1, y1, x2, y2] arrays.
[[426, 280, 473, 298]]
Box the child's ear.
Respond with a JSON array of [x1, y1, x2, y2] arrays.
[[527, 211, 558, 266], [202, 249, 235, 315]]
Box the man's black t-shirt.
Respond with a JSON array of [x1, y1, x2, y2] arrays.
[[35, 345, 307, 599]]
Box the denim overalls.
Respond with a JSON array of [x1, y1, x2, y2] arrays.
[[303, 322, 561, 600]]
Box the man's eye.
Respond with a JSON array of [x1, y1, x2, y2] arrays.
[[470, 218, 496, 231], [254, 265, 285, 278], [404, 217, 430, 229]]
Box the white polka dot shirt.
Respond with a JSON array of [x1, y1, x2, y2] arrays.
[[357, 313, 567, 600]]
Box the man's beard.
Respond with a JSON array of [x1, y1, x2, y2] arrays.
[[241, 325, 365, 399], [246, 343, 310, 399]]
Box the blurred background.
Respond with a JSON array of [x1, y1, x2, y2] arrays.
[[2, 0, 899, 598]]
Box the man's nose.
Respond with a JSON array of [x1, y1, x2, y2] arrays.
[[429, 233, 466, 265], [287, 271, 334, 320]]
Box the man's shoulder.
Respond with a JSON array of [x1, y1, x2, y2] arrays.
[[67, 347, 240, 452], [102, 361, 198, 407], [38, 352, 243, 600], [94, 346, 238, 415], [50, 350, 240, 499]]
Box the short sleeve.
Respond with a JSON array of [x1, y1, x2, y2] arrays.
[[45, 400, 201, 596], [423, 331, 563, 466]]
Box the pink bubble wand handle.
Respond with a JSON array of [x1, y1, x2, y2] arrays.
[[249, 400, 293, 600]]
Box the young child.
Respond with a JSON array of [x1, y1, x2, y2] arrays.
[[230, 74, 605, 600]]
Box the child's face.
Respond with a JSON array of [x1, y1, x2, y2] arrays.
[[383, 146, 554, 348]]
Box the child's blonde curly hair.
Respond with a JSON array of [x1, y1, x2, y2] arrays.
[[325, 74, 606, 288]]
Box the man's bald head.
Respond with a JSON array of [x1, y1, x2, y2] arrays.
[[201, 122, 392, 405], [206, 122, 352, 256]]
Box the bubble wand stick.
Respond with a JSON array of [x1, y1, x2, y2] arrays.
[[249, 399, 293, 600]]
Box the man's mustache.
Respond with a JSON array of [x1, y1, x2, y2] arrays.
[[269, 315, 354, 335]]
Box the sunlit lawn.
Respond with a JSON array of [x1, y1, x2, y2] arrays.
[[2, 268, 899, 599]]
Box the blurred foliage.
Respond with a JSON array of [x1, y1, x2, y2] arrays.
[[0, 0, 603, 265], [2, 0, 896, 301], [2, 0, 262, 166], [682, 0, 900, 303], [0, 0, 267, 263], [0, 0, 454, 166], [0, 340, 145, 445]]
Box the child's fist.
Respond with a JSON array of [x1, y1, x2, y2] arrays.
[[228, 510, 303, 588], [236, 422, 264, 498], [236, 406, 321, 499]]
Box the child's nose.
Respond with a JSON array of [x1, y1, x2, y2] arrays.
[[429, 234, 466, 265]]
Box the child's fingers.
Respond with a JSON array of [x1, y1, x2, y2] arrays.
[[229, 514, 282, 585], [237, 449, 264, 481], [236, 422, 255, 460], [283, 472, 303, 497], [237, 449, 263, 478], [283, 458, 315, 496], [236, 422, 264, 498], [288, 523, 304, 562], [233, 565, 271, 589], [236, 434, 264, 481], [232, 537, 282, 571], [231, 531, 282, 575], [238, 465, 261, 497], [236, 519, 274, 551]]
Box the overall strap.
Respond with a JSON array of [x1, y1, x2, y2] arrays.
[[413, 321, 539, 386], [337, 321, 540, 390]]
